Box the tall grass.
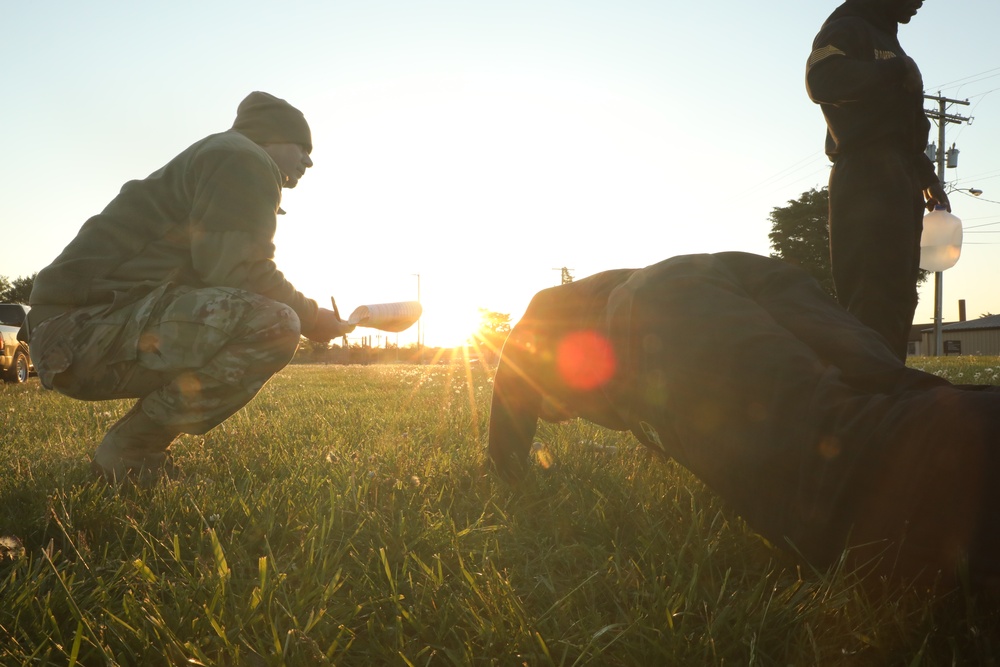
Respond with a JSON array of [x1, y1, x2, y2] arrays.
[[1, 357, 999, 665]]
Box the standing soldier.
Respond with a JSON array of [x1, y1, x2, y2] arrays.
[[806, 0, 949, 359], [23, 92, 355, 483]]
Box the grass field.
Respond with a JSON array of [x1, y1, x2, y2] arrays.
[[2, 356, 1000, 665]]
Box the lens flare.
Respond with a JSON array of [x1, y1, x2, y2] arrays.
[[556, 330, 616, 391]]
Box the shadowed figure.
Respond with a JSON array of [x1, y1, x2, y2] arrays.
[[489, 252, 1000, 589], [806, 0, 950, 359]]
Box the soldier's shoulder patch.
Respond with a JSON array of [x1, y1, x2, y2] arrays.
[[807, 44, 846, 71]]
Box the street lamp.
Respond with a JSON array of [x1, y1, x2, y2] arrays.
[[949, 187, 983, 197]]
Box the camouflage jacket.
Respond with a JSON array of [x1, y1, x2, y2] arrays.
[[27, 130, 318, 336]]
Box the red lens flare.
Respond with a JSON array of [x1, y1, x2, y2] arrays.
[[556, 331, 616, 391]]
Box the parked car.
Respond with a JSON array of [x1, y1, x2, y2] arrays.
[[0, 303, 32, 383]]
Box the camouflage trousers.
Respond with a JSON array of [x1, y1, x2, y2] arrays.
[[31, 285, 302, 439]]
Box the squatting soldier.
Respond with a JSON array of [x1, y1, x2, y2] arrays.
[[22, 92, 355, 482], [490, 253, 1000, 590], [806, 0, 949, 359]]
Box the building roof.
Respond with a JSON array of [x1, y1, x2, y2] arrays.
[[910, 322, 936, 341], [919, 314, 1000, 333]]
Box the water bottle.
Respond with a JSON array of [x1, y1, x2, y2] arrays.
[[919, 206, 963, 272]]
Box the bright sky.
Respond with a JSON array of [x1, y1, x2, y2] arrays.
[[5, 0, 1000, 348]]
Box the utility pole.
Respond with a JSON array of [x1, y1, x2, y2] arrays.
[[552, 267, 574, 285], [924, 92, 972, 356], [413, 273, 422, 356]]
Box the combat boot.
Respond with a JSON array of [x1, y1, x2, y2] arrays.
[[92, 401, 179, 485]]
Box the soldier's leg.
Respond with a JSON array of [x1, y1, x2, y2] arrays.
[[32, 286, 302, 479], [829, 149, 924, 360], [30, 296, 189, 480], [90, 286, 302, 478]]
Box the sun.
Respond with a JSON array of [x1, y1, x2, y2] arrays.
[[422, 301, 489, 349]]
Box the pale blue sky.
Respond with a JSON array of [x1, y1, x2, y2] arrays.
[[4, 0, 999, 346]]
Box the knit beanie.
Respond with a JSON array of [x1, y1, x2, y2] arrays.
[[231, 91, 312, 153]]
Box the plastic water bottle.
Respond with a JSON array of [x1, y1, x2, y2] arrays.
[[919, 206, 963, 272]]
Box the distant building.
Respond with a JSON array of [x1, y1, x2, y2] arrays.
[[907, 322, 938, 357], [915, 315, 1000, 357]]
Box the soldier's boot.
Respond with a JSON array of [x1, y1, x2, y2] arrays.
[[92, 401, 179, 485]]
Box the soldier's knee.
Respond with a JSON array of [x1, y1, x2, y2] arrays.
[[279, 309, 302, 355], [279, 305, 302, 338], [255, 302, 301, 357]]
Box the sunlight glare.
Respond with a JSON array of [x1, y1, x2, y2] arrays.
[[557, 330, 616, 390], [423, 300, 486, 349]]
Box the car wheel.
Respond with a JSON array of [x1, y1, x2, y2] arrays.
[[5, 349, 29, 383]]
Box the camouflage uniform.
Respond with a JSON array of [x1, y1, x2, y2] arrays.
[[26, 94, 323, 481], [30, 285, 301, 476]]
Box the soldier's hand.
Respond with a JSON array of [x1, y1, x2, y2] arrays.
[[900, 56, 923, 94], [924, 182, 951, 212], [308, 308, 356, 342]]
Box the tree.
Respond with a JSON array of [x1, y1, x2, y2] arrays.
[[768, 187, 836, 298], [475, 309, 511, 352], [0, 273, 36, 304]]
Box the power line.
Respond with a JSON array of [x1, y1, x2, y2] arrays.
[[954, 192, 1000, 207], [952, 88, 1000, 142], [966, 86, 1000, 101], [925, 68, 1000, 144], [730, 151, 829, 201], [963, 219, 1000, 231], [926, 66, 1000, 93], [954, 170, 1000, 184], [749, 151, 824, 189]]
